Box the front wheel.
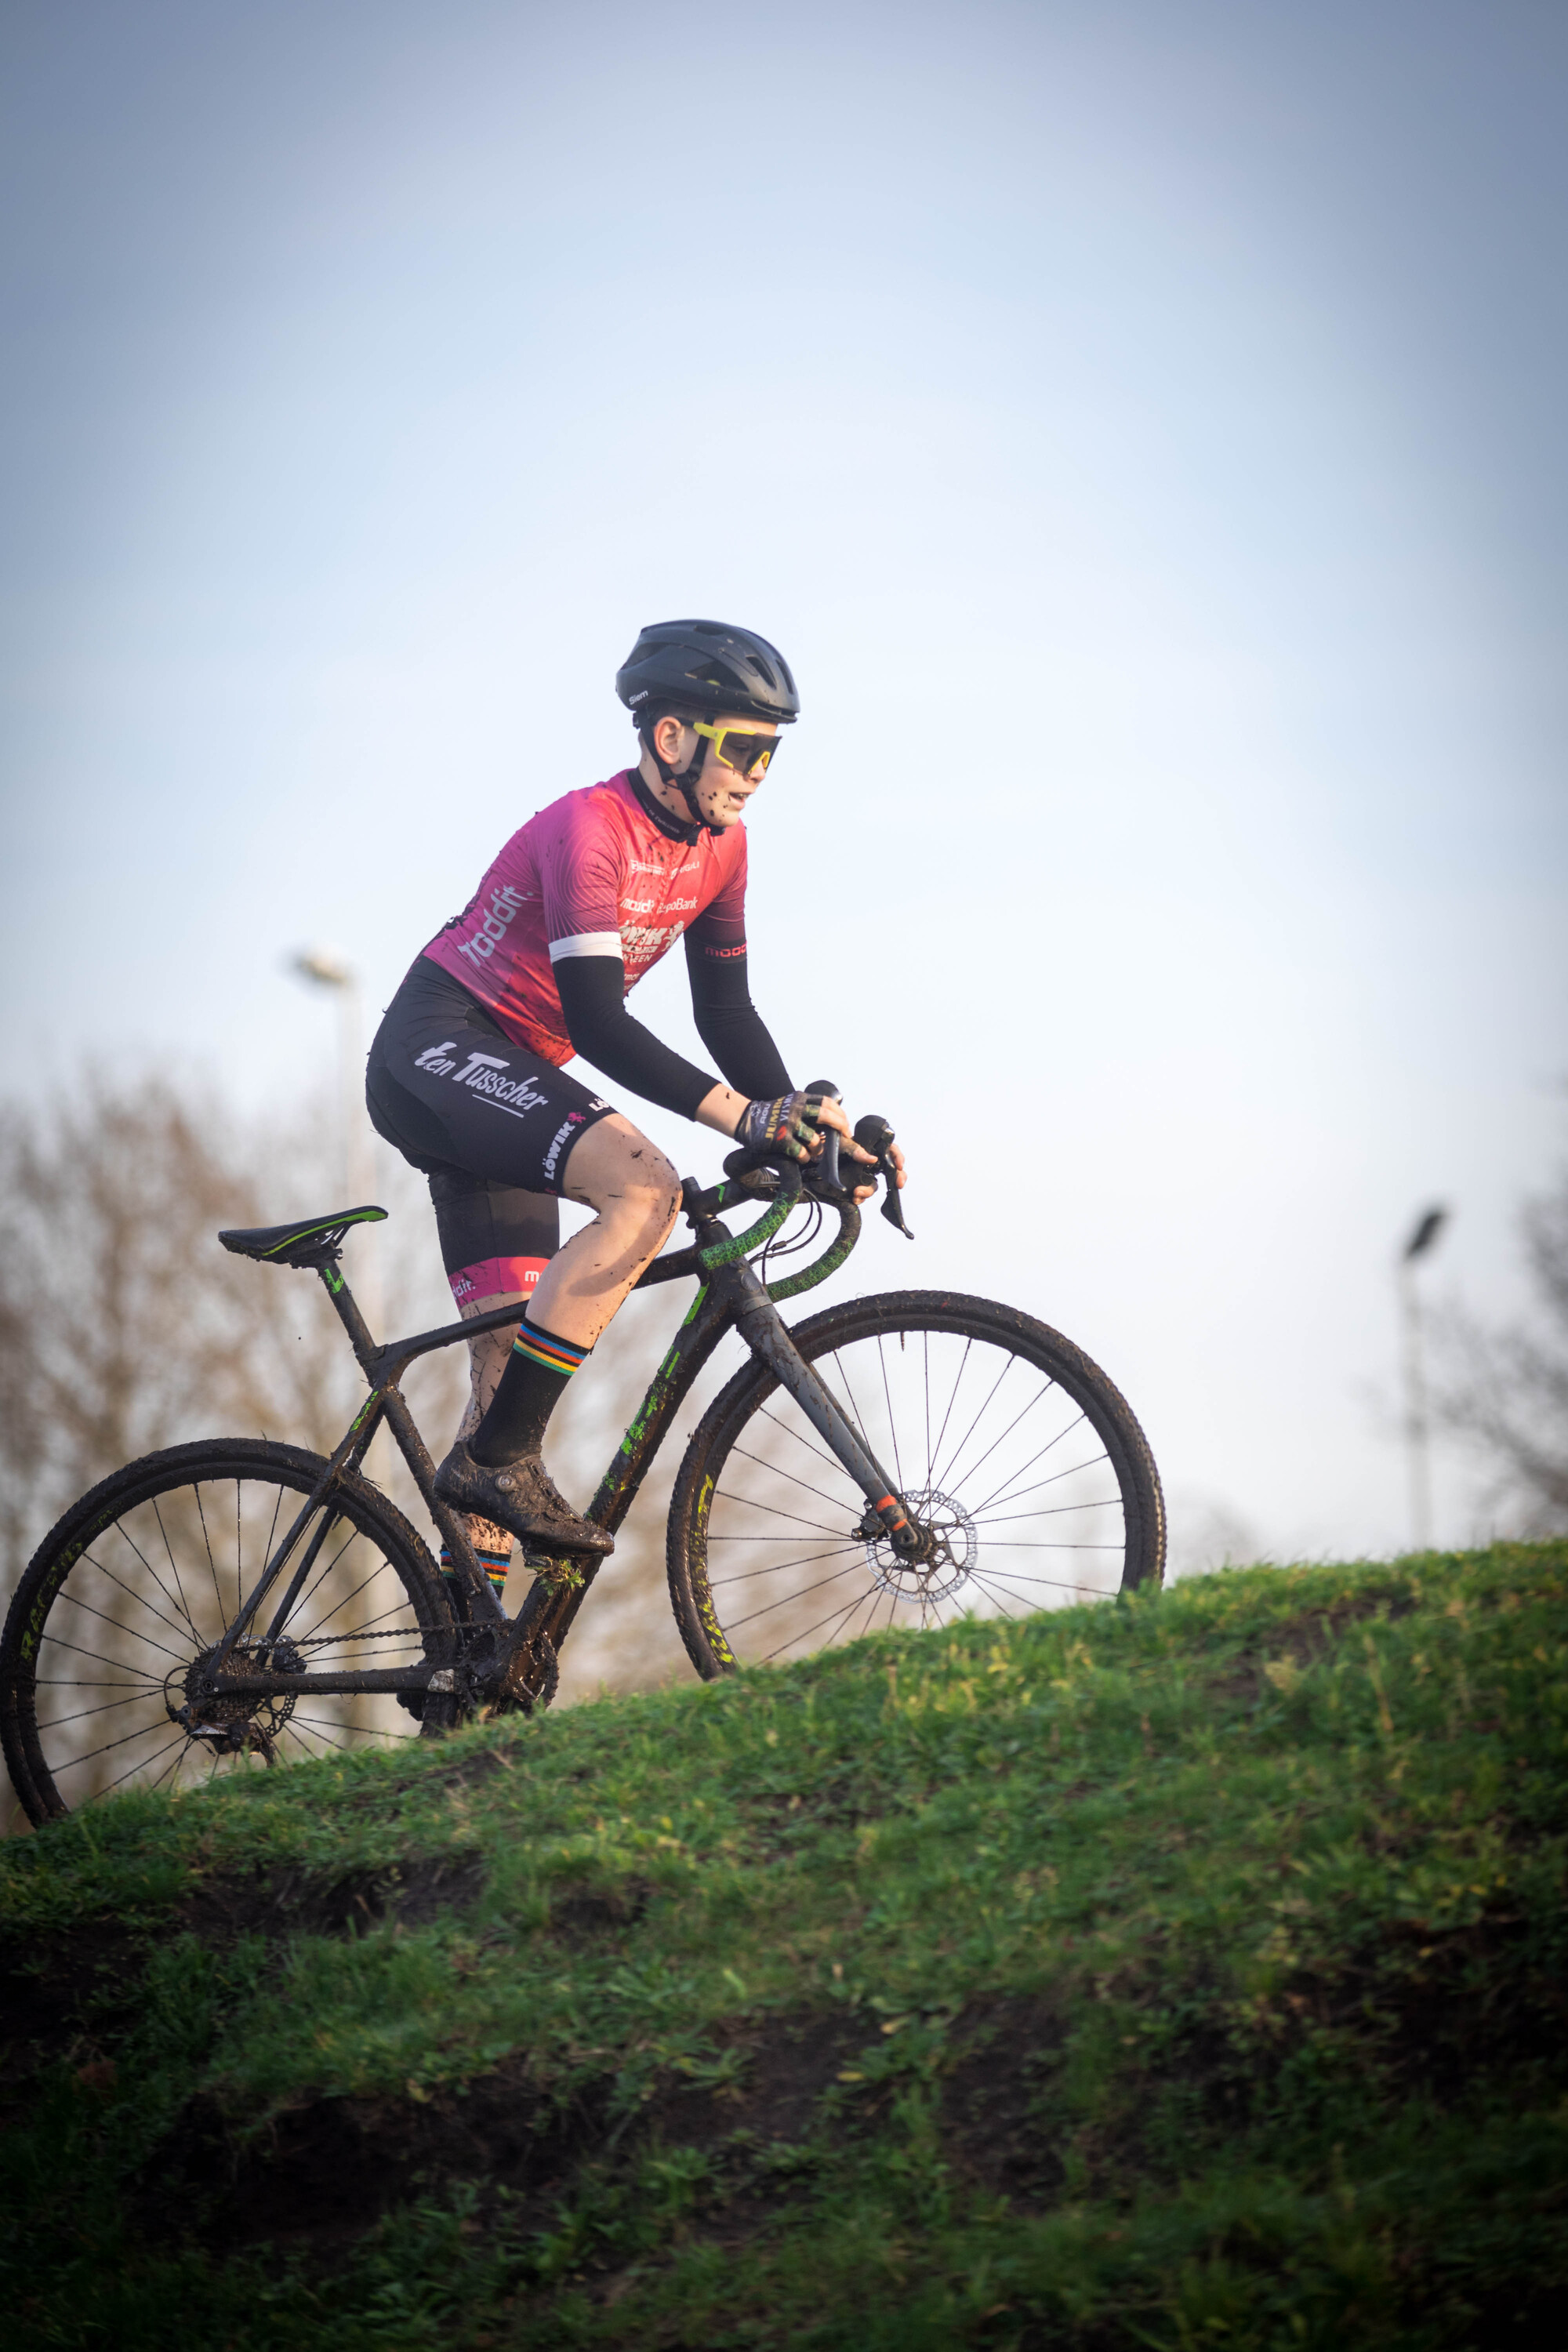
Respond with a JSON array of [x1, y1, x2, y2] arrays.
[[666, 1290, 1165, 1678], [1, 1439, 454, 1826]]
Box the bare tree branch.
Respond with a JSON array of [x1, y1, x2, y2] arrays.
[[1435, 1168, 1568, 1533]]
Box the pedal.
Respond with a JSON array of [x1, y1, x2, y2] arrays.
[[521, 1550, 586, 1592]]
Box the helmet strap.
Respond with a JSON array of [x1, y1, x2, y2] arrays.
[[648, 725, 723, 837]]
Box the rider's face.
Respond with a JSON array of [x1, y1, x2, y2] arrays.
[[648, 712, 776, 830]]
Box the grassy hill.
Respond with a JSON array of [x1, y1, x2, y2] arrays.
[[2, 1544, 1566, 2350]]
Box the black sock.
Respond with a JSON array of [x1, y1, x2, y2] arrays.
[[470, 1317, 590, 1466]]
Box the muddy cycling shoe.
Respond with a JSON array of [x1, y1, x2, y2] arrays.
[[434, 1441, 614, 1557]]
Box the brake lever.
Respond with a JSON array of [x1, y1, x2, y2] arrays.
[[851, 1112, 913, 1240], [804, 1080, 844, 1196]]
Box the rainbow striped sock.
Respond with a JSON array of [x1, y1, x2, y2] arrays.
[[510, 1320, 590, 1377], [440, 1544, 510, 1601], [470, 1314, 592, 1465]]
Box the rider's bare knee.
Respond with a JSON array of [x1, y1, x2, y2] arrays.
[[617, 1146, 681, 1252]]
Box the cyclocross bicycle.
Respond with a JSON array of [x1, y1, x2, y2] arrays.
[[0, 1111, 1166, 1824]]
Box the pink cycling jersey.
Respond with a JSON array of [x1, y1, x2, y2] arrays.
[[422, 770, 748, 1064]]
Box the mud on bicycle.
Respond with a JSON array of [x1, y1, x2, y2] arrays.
[[0, 1114, 1166, 1826]]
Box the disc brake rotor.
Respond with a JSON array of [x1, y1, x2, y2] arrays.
[[862, 1487, 976, 1606]]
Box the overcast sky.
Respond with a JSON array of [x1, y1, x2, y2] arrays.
[[2, 0, 1564, 1568]]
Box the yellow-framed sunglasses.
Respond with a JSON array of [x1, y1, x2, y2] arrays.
[[691, 720, 781, 779]]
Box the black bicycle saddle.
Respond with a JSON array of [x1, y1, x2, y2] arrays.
[[217, 1205, 387, 1268]]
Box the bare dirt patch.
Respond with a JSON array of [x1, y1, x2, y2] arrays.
[[176, 1851, 488, 1947], [938, 1993, 1070, 2203], [0, 1918, 147, 2086], [142, 2061, 604, 2251]]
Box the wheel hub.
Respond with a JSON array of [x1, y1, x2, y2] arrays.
[[168, 1637, 303, 1751], [862, 1488, 975, 1606]]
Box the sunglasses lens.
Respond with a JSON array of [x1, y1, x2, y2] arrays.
[[728, 732, 776, 778]]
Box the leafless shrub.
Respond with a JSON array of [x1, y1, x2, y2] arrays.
[[1435, 1168, 1568, 1534], [0, 1067, 731, 1733], [0, 1075, 349, 1588]]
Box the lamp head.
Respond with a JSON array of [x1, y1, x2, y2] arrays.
[[1403, 1206, 1449, 1262]]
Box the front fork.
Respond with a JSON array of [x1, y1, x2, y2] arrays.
[[509, 1255, 924, 1688], [726, 1261, 923, 1555]]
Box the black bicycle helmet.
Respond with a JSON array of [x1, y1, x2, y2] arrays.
[[615, 619, 800, 728]]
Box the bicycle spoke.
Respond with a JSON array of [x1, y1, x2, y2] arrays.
[[971, 1443, 1112, 1519], [925, 1336, 973, 1498], [296, 1548, 395, 1642], [193, 1483, 226, 1624], [76, 1723, 189, 1795], [684, 1307, 1156, 1677], [972, 1563, 1123, 1595], [935, 1369, 1058, 1502], [836, 1583, 884, 1649], [284, 1521, 365, 1635], [14, 1457, 442, 1820], [973, 1492, 1120, 1528], [877, 1334, 906, 1497], [146, 1744, 189, 1796], [110, 1518, 203, 1645], [972, 1540, 1123, 1552], [710, 1543, 861, 1589], [725, 1556, 865, 1635], [34, 1677, 156, 1688], [39, 1693, 162, 1730], [975, 1588, 1022, 1621], [713, 1481, 848, 1539], [288, 1714, 355, 1748], [74, 1547, 197, 1650], [151, 1494, 203, 1642], [758, 1580, 878, 1664], [38, 1632, 165, 1684], [825, 1348, 876, 1462], [756, 1400, 850, 1479], [729, 1443, 855, 1518], [968, 1417, 1094, 1519], [42, 1599, 187, 1669]]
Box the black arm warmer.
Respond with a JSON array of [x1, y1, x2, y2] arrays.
[[554, 956, 720, 1120], [684, 935, 793, 1099]]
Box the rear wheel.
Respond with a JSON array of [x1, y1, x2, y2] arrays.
[[1, 1439, 453, 1826], [666, 1290, 1164, 1678]]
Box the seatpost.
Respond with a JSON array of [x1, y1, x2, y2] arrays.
[[315, 1256, 379, 1371]]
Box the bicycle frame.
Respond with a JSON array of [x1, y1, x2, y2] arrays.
[[202, 1168, 916, 1713]]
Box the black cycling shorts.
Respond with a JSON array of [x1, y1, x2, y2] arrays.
[[367, 960, 616, 1300]]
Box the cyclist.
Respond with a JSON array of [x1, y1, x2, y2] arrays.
[[366, 619, 906, 1579]]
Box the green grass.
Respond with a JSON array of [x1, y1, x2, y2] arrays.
[[2, 1543, 1566, 2349]]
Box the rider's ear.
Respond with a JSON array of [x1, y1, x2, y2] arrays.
[[652, 713, 690, 765]]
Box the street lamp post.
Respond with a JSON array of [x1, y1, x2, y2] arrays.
[[290, 948, 373, 1203], [1398, 1204, 1449, 1553], [289, 946, 383, 1342]]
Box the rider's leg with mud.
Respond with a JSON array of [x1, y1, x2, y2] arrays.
[[426, 1170, 558, 1604], [437, 1116, 681, 1555], [470, 1115, 680, 1458], [447, 1300, 525, 1600]]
